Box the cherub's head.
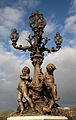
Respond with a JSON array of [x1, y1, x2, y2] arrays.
[[46, 64, 56, 73], [22, 66, 30, 75]]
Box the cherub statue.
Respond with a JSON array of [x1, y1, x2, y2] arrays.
[[43, 64, 59, 112], [17, 66, 34, 114]]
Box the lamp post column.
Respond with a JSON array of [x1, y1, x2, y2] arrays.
[[31, 54, 44, 87]]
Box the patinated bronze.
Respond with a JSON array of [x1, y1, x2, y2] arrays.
[[42, 64, 59, 113], [17, 66, 34, 114], [10, 11, 63, 115]]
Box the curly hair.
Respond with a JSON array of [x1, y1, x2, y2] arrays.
[[22, 66, 30, 74], [46, 64, 56, 72]]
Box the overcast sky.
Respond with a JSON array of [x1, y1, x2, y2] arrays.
[[0, 0, 76, 112]]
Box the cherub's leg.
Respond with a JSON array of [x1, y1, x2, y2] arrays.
[[51, 85, 59, 101], [43, 99, 54, 113], [17, 90, 24, 113], [48, 99, 54, 109], [23, 91, 34, 111]]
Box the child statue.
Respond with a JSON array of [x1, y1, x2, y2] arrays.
[[43, 64, 59, 112], [17, 66, 34, 114]]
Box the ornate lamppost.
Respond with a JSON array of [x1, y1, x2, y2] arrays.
[[10, 11, 63, 114]]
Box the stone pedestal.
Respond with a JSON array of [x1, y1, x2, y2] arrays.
[[7, 115, 68, 120]]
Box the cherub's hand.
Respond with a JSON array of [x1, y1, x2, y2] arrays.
[[25, 81, 31, 87]]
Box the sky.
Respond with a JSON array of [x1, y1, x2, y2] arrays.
[[0, 0, 76, 112]]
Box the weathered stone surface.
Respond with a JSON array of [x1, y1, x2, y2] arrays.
[[7, 115, 68, 120]]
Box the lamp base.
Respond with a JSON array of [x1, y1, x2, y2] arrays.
[[7, 115, 68, 120]]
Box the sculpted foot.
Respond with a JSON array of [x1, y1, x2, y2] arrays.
[[43, 107, 51, 113], [20, 110, 24, 115]]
